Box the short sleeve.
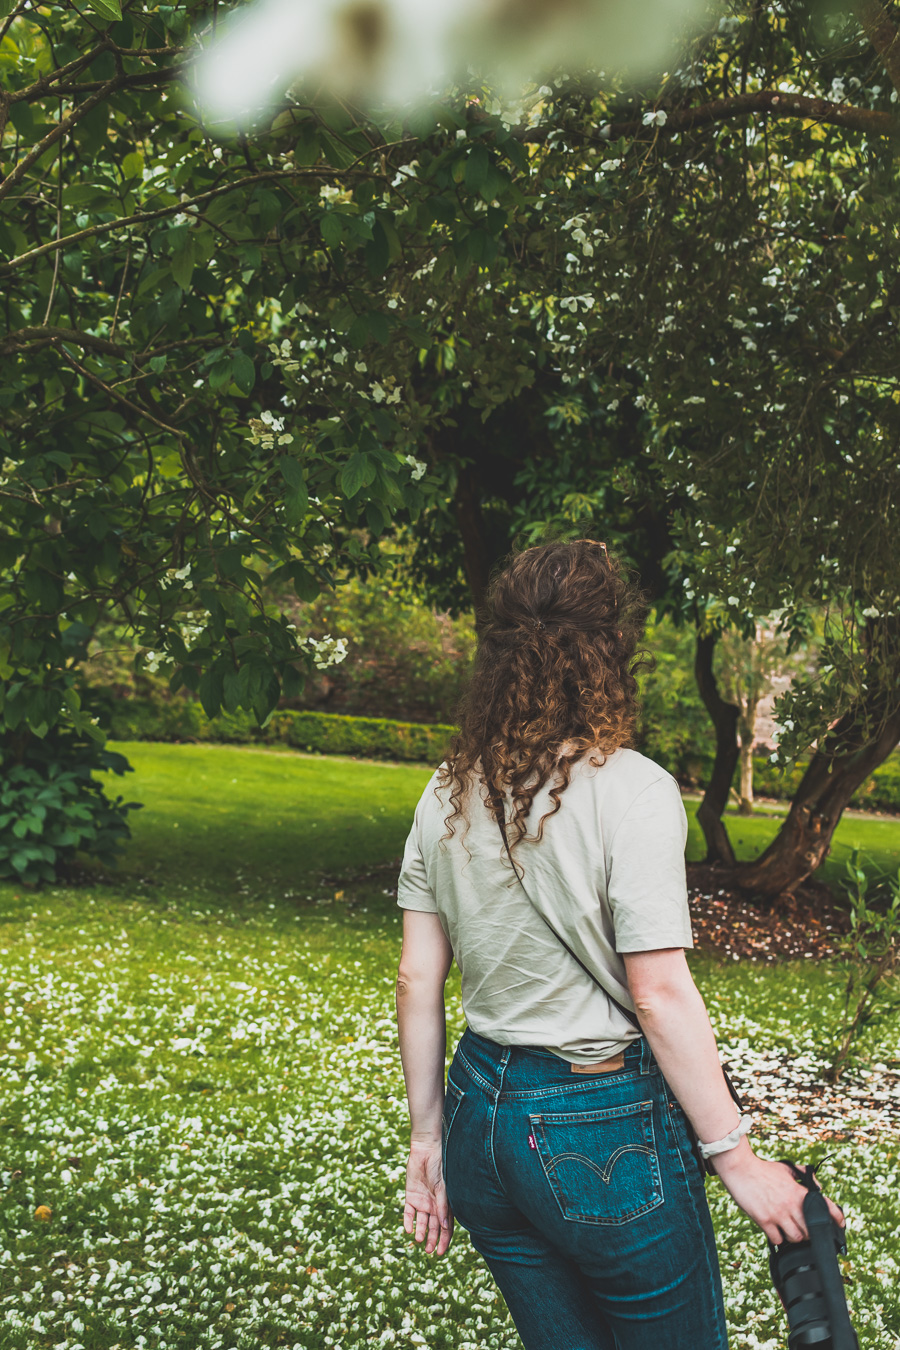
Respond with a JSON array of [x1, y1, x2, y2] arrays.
[[397, 804, 438, 913], [606, 774, 693, 953]]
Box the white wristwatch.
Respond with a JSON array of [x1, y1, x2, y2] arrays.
[[698, 1114, 753, 1160]]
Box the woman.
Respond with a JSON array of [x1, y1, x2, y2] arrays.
[[395, 539, 843, 1350]]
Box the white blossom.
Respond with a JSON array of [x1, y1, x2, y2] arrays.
[[306, 634, 349, 669], [403, 455, 427, 481]]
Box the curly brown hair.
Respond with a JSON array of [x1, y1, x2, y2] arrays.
[[436, 538, 653, 865]]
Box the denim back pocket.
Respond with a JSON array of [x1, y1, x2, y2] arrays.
[[529, 1098, 663, 1226]]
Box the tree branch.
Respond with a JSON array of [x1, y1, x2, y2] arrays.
[[0, 79, 119, 205], [0, 0, 28, 45], [13, 66, 183, 102], [510, 90, 900, 145], [6, 42, 113, 103], [55, 344, 186, 440], [0, 326, 229, 363], [0, 167, 373, 275], [1, 326, 127, 357]]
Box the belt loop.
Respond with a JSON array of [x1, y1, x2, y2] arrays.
[[639, 1035, 653, 1076]]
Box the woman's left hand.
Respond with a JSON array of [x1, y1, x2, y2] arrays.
[[404, 1141, 454, 1256]]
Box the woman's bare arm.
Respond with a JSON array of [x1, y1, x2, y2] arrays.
[[396, 909, 455, 1256], [624, 947, 845, 1244]]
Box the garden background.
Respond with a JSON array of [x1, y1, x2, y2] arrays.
[[2, 0, 900, 1347]]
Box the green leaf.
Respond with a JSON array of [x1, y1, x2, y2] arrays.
[[464, 144, 489, 193], [278, 456, 305, 489], [284, 483, 308, 524], [208, 358, 233, 391], [171, 237, 195, 291], [9, 100, 35, 135], [222, 670, 242, 714], [365, 221, 389, 277], [121, 151, 144, 182], [379, 214, 403, 261], [291, 565, 320, 602], [341, 452, 375, 499], [232, 351, 255, 396], [147, 355, 167, 375], [87, 0, 122, 22], [320, 214, 344, 248], [348, 315, 369, 348], [197, 666, 224, 720], [368, 312, 389, 345]]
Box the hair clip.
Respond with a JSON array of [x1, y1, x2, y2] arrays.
[[531, 617, 546, 632]]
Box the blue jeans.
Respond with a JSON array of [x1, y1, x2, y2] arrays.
[[442, 1028, 729, 1350]]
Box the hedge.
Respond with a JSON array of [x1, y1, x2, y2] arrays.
[[103, 695, 900, 812], [105, 696, 455, 765]]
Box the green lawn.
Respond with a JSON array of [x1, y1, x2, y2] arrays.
[[0, 744, 898, 1349], [108, 742, 434, 895], [112, 742, 900, 896]]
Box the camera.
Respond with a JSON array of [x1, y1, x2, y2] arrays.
[[767, 1161, 859, 1350]]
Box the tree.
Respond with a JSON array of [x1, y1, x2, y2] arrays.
[[716, 618, 808, 814], [2, 0, 899, 898]]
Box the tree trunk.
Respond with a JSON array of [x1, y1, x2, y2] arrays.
[[738, 737, 755, 815], [694, 630, 740, 864], [737, 698, 760, 815], [452, 462, 495, 622], [733, 701, 900, 900]]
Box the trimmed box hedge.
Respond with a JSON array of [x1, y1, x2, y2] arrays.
[[105, 696, 455, 765]]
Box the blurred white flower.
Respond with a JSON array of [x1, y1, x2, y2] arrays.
[[193, 0, 718, 124]]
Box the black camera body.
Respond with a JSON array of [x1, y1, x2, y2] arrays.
[[768, 1161, 859, 1350]]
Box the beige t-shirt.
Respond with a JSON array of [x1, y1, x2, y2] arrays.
[[397, 746, 693, 1064]]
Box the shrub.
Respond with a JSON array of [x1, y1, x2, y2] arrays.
[[825, 849, 900, 1083], [0, 734, 140, 886], [105, 697, 455, 764], [636, 641, 714, 785], [283, 572, 476, 723], [79, 570, 477, 729]]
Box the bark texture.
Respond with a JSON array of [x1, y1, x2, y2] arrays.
[[734, 702, 900, 899], [694, 631, 740, 866]]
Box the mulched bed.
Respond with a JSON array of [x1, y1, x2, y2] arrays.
[[686, 861, 851, 962]]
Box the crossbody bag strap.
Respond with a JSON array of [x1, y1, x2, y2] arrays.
[[493, 800, 744, 1177], [493, 806, 640, 1030]]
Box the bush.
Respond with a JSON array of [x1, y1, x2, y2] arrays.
[[282, 571, 476, 723], [635, 631, 714, 785], [0, 733, 140, 886], [106, 697, 455, 764], [825, 849, 900, 1083]]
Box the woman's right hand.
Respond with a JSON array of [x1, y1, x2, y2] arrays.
[[713, 1147, 845, 1244]]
